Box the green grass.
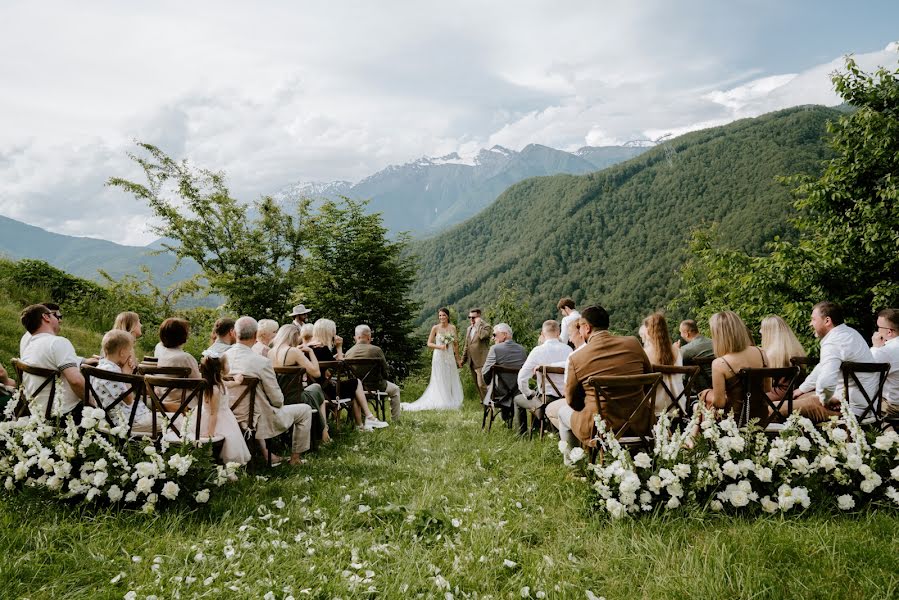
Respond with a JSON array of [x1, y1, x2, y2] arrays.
[[1, 371, 898, 599]]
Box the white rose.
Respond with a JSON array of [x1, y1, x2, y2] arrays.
[[161, 481, 180, 500], [795, 437, 811, 452], [568, 447, 585, 464], [837, 494, 855, 510], [760, 496, 778, 513], [673, 463, 691, 479], [756, 467, 772, 483], [665, 496, 681, 510], [195, 489, 210, 504], [108, 485, 123, 502], [820, 455, 837, 471], [633, 452, 652, 469], [722, 461, 740, 479], [830, 428, 848, 443], [135, 477, 154, 495]]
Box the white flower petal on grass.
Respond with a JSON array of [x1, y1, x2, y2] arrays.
[[357, 504, 371, 513], [110, 572, 125, 584], [503, 559, 518, 568], [521, 586, 531, 597], [124, 592, 137, 600]]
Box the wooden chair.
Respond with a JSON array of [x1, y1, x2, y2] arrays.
[[81, 364, 145, 435], [344, 358, 389, 421], [651, 364, 700, 421], [841, 361, 890, 429], [11, 358, 58, 419], [530, 365, 565, 440], [137, 364, 191, 378], [141, 356, 159, 364], [481, 365, 519, 432], [790, 356, 819, 387], [587, 373, 662, 461], [684, 355, 714, 391], [273, 366, 322, 450], [317, 360, 354, 427], [143, 376, 206, 444], [225, 375, 260, 439], [736, 366, 799, 433]]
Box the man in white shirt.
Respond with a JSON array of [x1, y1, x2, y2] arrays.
[[225, 316, 312, 466], [871, 308, 899, 415], [19, 302, 60, 357], [512, 320, 572, 435], [207, 318, 236, 355], [558, 297, 580, 346], [545, 318, 587, 437], [19, 304, 85, 418], [793, 301, 878, 422]]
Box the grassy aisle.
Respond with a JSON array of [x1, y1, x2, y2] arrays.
[[1, 376, 898, 599]]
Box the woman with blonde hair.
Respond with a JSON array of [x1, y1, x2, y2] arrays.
[[113, 311, 142, 339], [760, 314, 806, 403], [270, 323, 330, 442], [299, 323, 314, 345], [307, 318, 388, 431], [253, 319, 279, 357], [639, 312, 683, 415]]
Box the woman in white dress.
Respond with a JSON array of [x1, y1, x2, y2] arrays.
[[639, 312, 684, 416], [402, 307, 464, 411]]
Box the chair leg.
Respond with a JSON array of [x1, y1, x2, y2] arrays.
[[481, 406, 488, 431]]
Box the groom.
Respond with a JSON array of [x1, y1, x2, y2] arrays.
[[460, 307, 492, 400]]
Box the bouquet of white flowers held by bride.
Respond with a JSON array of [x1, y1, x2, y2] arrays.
[[438, 332, 456, 349]]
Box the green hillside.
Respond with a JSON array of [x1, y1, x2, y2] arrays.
[[410, 106, 839, 333]]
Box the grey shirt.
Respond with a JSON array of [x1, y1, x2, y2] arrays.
[[681, 335, 714, 390]]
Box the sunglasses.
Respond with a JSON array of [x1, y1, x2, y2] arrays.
[[47, 312, 62, 321]]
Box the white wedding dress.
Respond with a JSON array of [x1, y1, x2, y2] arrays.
[[402, 332, 463, 411]]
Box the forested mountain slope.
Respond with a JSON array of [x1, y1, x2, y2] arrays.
[[410, 106, 840, 333]]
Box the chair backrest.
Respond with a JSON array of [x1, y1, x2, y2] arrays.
[[488, 365, 521, 403], [344, 358, 382, 392], [841, 361, 890, 426], [225, 375, 260, 433], [652, 364, 700, 419], [737, 366, 800, 428], [138, 364, 191, 378], [789, 356, 818, 387], [11, 358, 58, 419], [274, 366, 306, 405], [141, 356, 159, 364], [81, 365, 146, 434], [538, 365, 565, 402], [143, 376, 206, 442], [588, 373, 661, 443], [317, 360, 350, 398]]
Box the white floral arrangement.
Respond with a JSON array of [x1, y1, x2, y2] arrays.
[[586, 398, 899, 519], [0, 405, 240, 512], [437, 332, 456, 347]]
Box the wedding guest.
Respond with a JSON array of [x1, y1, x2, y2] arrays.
[[679, 319, 714, 390], [0, 362, 14, 388], [460, 307, 491, 400], [872, 308, 899, 416], [481, 323, 527, 427], [20, 302, 60, 356], [269, 323, 331, 443], [154, 318, 200, 378], [208, 318, 236, 354], [561, 306, 651, 462], [558, 298, 581, 345], [697, 311, 769, 417], [253, 319, 279, 357], [512, 320, 571, 435], [759, 315, 806, 403], [299, 323, 315, 346], [345, 324, 402, 422], [94, 329, 157, 433], [290, 304, 312, 327], [545, 318, 588, 434], [226, 316, 313, 466], [113, 311, 143, 339], [19, 304, 85, 417], [308, 318, 388, 431], [793, 301, 878, 422], [639, 312, 684, 416], [192, 353, 251, 465]]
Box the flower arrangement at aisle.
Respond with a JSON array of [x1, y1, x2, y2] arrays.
[[588, 399, 899, 519], [0, 390, 240, 512]]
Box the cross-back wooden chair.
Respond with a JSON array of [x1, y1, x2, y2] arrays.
[[344, 358, 389, 421], [273, 366, 323, 448], [11, 358, 57, 420], [81, 364, 145, 435], [481, 365, 520, 432], [790, 356, 819, 388], [137, 364, 191, 378], [225, 375, 260, 440], [141, 356, 159, 364], [841, 361, 890, 429], [317, 360, 354, 427], [143, 376, 206, 444], [736, 365, 799, 433], [530, 365, 565, 440], [652, 364, 700, 422], [587, 372, 662, 462]]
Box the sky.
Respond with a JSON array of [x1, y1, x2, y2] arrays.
[[0, 1, 897, 245]]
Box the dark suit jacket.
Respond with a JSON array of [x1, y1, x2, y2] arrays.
[[344, 342, 389, 391], [481, 340, 527, 407], [565, 330, 651, 443]]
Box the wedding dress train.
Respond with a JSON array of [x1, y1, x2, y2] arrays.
[[402, 333, 463, 411]]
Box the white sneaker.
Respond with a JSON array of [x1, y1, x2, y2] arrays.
[[365, 416, 389, 429]]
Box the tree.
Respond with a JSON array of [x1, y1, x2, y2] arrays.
[[672, 57, 899, 342], [485, 285, 539, 351]]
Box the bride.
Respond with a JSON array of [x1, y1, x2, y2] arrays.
[[402, 307, 463, 411]]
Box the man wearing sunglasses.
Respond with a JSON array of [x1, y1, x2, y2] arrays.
[[872, 308, 899, 417], [460, 308, 491, 400]]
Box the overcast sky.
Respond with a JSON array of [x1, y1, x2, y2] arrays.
[[0, 1, 897, 245]]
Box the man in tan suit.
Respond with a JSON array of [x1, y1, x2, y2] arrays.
[[561, 305, 651, 451], [460, 307, 492, 399]]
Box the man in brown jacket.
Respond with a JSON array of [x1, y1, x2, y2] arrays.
[[561, 305, 651, 450], [460, 307, 492, 400]]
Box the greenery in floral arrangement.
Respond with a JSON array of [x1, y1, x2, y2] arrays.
[[587, 400, 899, 519]]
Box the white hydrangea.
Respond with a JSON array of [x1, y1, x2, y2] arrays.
[[837, 494, 855, 510]]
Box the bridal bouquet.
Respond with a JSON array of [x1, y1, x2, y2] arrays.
[[438, 333, 456, 348]]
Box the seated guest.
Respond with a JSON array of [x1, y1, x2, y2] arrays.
[[558, 297, 581, 346], [113, 311, 143, 339], [345, 324, 402, 423], [190, 353, 251, 465], [546, 317, 589, 435], [253, 319, 279, 357], [793, 301, 878, 422], [226, 316, 313, 466], [481, 323, 528, 426], [269, 323, 330, 442], [299, 323, 315, 346], [0, 362, 14, 388], [308, 318, 388, 431], [20, 302, 59, 357], [697, 311, 769, 417], [208, 318, 236, 354], [639, 312, 684, 416], [513, 320, 571, 435], [759, 314, 806, 403], [561, 306, 652, 457], [679, 319, 714, 390], [154, 318, 200, 378], [872, 308, 899, 417], [0, 362, 15, 409], [19, 304, 86, 417]]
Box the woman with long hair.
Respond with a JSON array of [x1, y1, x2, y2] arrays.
[[270, 323, 330, 443], [113, 311, 142, 339], [639, 312, 684, 415], [401, 307, 463, 412], [759, 314, 806, 403], [194, 353, 251, 465]]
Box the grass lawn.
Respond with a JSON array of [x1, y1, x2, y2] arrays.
[[1, 373, 898, 599]]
